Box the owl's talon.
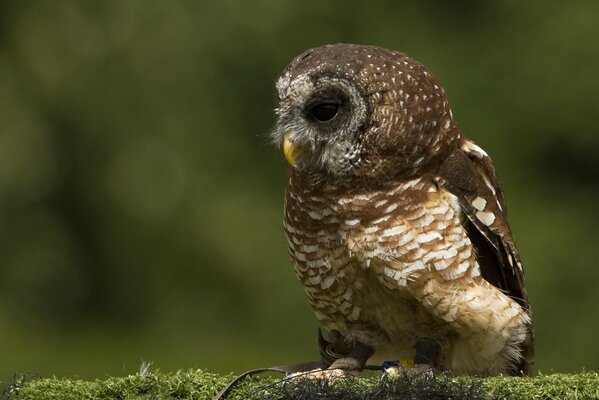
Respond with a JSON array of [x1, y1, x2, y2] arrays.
[[286, 367, 355, 383]]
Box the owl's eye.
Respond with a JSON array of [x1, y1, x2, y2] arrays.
[[309, 102, 340, 122]]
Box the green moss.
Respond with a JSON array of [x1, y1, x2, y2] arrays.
[[4, 370, 598, 400], [483, 372, 599, 400]]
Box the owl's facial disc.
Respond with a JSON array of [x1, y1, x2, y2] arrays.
[[274, 75, 369, 177]]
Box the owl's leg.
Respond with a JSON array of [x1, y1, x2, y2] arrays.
[[413, 337, 440, 366], [318, 329, 374, 372]]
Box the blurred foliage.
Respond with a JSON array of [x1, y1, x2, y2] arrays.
[[0, 0, 598, 382]]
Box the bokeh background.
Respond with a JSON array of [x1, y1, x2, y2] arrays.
[[1, 0, 598, 383]]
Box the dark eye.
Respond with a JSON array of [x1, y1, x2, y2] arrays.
[[309, 102, 340, 122]]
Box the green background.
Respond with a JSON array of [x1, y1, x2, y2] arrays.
[[1, 1, 598, 382]]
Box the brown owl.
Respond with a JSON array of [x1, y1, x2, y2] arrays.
[[271, 44, 533, 376]]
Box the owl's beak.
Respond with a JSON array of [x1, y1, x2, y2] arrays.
[[283, 136, 303, 168]]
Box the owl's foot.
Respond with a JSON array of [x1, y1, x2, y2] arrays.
[[286, 356, 362, 382], [328, 356, 362, 371]]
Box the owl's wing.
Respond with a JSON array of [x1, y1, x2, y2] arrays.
[[436, 139, 534, 374]]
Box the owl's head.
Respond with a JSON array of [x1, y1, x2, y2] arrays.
[[272, 43, 460, 185]]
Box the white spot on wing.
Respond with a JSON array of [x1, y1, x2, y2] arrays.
[[472, 196, 487, 211], [482, 175, 497, 196], [461, 140, 489, 159], [476, 210, 496, 226]]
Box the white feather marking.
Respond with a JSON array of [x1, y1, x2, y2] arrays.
[[402, 260, 426, 274], [396, 230, 417, 246], [412, 214, 435, 228], [345, 218, 361, 226], [307, 276, 321, 285], [384, 203, 398, 213], [482, 174, 497, 195], [417, 231, 442, 244], [382, 225, 407, 237], [321, 276, 335, 290], [349, 307, 361, 320], [372, 215, 391, 224], [441, 306, 458, 322], [314, 310, 327, 321], [434, 259, 449, 271], [364, 226, 380, 234], [384, 267, 396, 278], [507, 254, 514, 267], [472, 196, 487, 211], [340, 301, 351, 313], [307, 211, 322, 220], [302, 244, 319, 253], [343, 288, 353, 300], [307, 259, 327, 268], [461, 140, 489, 159], [476, 211, 496, 226], [374, 199, 388, 208], [454, 260, 471, 276]]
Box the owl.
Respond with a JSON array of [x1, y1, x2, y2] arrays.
[[271, 44, 533, 376]]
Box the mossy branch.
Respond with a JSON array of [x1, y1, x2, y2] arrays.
[[3, 369, 598, 400]]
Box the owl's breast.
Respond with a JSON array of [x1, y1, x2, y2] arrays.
[[282, 177, 442, 330]]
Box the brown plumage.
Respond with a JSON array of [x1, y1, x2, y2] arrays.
[[272, 44, 533, 376]]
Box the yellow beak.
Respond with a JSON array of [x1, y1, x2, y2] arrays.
[[283, 136, 303, 168]]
